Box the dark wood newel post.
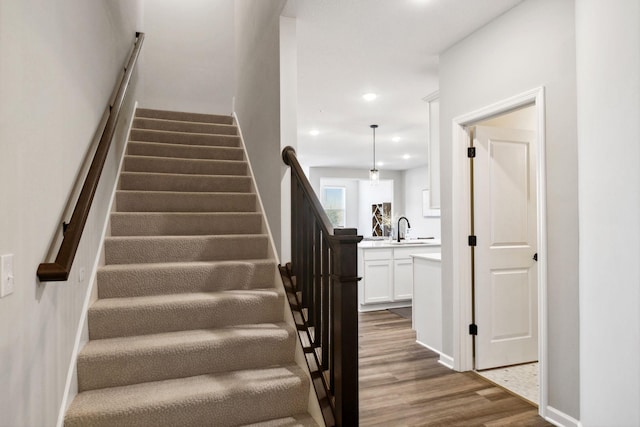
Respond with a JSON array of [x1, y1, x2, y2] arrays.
[[332, 228, 360, 427]]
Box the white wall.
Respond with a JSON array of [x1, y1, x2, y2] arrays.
[[0, 1, 141, 425], [140, 0, 235, 114], [576, 1, 640, 425], [402, 166, 441, 239], [439, 0, 579, 419], [280, 16, 297, 264], [234, 0, 287, 258]]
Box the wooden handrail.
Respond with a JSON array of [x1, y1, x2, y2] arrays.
[[281, 146, 362, 426], [282, 146, 335, 240], [37, 32, 145, 282]]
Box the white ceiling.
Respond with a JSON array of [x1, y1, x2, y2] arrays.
[[283, 0, 523, 171]]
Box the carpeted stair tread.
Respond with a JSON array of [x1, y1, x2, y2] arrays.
[[124, 155, 248, 176], [116, 190, 257, 212], [127, 141, 244, 161], [135, 107, 234, 125], [242, 414, 320, 427], [110, 212, 262, 236], [133, 117, 238, 135], [130, 128, 240, 147], [104, 234, 270, 264], [97, 259, 277, 298], [88, 289, 284, 339], [119, 172, 252, 193], [65, 365, 309, 427], [78, 323, 296, 391]]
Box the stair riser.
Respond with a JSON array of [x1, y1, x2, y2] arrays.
[[127, 142, 244, 161], [119, 173, 252, 193], [136, 108, 234, 125], [104, 235, 269, 264], [65, 369, 309, 427], [88, 291, 284, 339], [124, 156, 247, 176], [130, 129, 239, 147], [133, 118, 238, 135], [77, 328, 296, 391], [116, 192, 257, 213], [110, 213, 262, 236], [97, 261, 277, 298]]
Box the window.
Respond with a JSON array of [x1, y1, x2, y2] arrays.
[[321, 186, 346, 227]]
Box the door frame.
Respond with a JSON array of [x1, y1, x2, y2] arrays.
[[450, 87, 548, 415]]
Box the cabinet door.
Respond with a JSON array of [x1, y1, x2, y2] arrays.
[[363, 260, 393, 304], [393, 259, 414, 300]]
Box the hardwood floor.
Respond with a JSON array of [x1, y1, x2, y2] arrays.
[[359, 310, 551, 426]]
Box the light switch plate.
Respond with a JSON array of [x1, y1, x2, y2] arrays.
[[0, 254, 14, 297]]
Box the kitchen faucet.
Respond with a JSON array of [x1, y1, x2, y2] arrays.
[[397, 216, 410, 242]]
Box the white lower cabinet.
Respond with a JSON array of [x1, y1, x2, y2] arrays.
[[358, 243, 441, 311], [393, 258, 414, 300], [363, 259, 393, 304]]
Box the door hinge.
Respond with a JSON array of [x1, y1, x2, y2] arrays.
[[467, 147, 476, 158], [469, 323, 478, 336], [533, 253, 538, 262], [468, 235, 477, 247]]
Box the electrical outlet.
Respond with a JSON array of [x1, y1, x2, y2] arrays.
[[0, 254, 14, 297]]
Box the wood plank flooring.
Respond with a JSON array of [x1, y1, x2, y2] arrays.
[[359, 310, 551, 426]]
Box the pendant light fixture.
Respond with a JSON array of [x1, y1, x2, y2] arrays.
[[369, 124, 379, 184]]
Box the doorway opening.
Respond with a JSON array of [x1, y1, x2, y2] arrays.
[[470, 105, 539, 405], [450, 87, 548, 417]]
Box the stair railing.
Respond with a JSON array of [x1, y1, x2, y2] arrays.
[[281, 146, 362, 427], [37, 32, 145, 282]]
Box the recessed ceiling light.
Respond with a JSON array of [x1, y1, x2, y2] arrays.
[[402, 154, 411, 160], [392, 137, 401, 143], [362, 93, 378, 101], [377, 161, 384, 167], [309, 129, 320, 136]]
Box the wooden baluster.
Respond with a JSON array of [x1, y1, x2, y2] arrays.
[[291, 177, 300, 280], [302, 199, 311, 315], [313, 220, 322, 342], [321, 233, 330, 369]]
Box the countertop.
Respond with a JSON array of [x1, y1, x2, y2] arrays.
[[358, 239, 441, 249], [411, 253, 442, 262]]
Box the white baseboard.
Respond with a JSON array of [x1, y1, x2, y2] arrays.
[[545, 406, 581, 427], [415, 340, 454, 370], [438, 353, 454, 369], [358, 301, 411, 312]]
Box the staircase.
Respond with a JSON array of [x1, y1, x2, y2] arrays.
[[64, 109, 319, 427]]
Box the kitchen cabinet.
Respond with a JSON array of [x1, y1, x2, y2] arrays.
[[362, 250, 393, 304], [357, 241, 440, 312]]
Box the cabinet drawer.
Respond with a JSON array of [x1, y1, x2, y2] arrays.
[[363, 249, 393, 261]]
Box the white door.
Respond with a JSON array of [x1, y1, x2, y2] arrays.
[[473, 126, 538, 370]]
